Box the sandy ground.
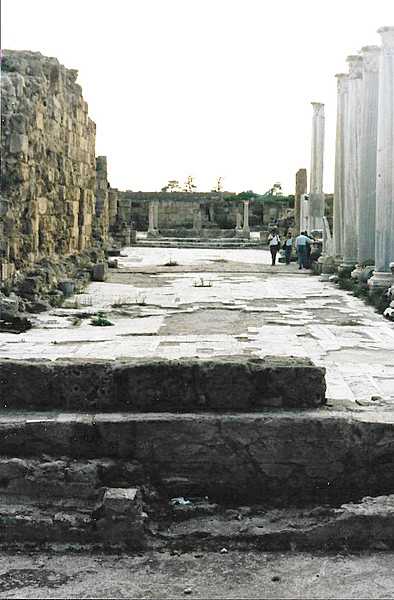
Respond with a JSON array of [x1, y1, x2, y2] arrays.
[[1, 247, 394, 403], [0, 549, 393, 599]]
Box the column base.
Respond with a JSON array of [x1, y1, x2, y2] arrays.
[[147, 229, 159, 239], [367, 271, 394, 290], [350, 265, 363, 281], [338, 261, 356, 277], [236, 229, 250, 239], [334, 256, 343, 268], [318, 254, 336, 274]]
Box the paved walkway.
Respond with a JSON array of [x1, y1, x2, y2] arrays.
[[0, 550, 393, 599], [1, 247, 394, 403]]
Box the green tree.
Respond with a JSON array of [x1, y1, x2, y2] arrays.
[[161, 180, 181, 192], [183, 176, 197, 193]]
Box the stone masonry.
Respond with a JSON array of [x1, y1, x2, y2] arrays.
[[0, 50, 106, 282]]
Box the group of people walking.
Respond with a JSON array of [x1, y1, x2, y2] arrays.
[[267, 229, 314, 268]]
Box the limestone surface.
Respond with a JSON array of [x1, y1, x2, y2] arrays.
[[0, 50, 105, 282]]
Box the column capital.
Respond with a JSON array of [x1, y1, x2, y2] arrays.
[[377, 26, 394, 48], [335, 73, 349, 93], [346, 55, 363, 78], [360, 45, 381, 72], [311, 101, 324, 113]]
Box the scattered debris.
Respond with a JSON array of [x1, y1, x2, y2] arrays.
[[170, 497, 191, 506]]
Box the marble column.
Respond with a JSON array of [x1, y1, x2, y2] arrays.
[[299, 193, 309, 233], [369, 27, 394, 288], [235, 209, 242, 231], [295, 168, 307, 235], [340, 55, 363, 272], [352, 46, 381, 276], [193, 206, 202, 232], [309, 102, 325, 233], [333, 74, 349, 261], [153, 201, 159, 230], [242, 200, 250, 235], [147, 201, 157, 236]]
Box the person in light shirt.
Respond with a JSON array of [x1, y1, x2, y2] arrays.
[[295, 231, 311, 269], [267, 229, 281, 266]]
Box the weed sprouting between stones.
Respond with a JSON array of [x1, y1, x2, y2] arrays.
[[90, 311, 114, 327], [163, 259, 179, 267], [193, 277, 213, 288], [63, 296, 93, 309], [112, 293, 147, 308]]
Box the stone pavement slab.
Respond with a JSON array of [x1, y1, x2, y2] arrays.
[[1, 247, 393, 403]]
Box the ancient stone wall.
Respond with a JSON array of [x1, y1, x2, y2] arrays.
[[0, 50, 104, 282], [117, 191, 293, 232], [94, 156, 109, 242]]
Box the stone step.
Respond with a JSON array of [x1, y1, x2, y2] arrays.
[[0, 487, 145, 548], [0, 457, 144, 501], [136, 242, 263, 249], [0, 357, 326, 412], [1, 492, 393, 551], [0, 409, 392, 506], [163, 495, 394, 552]]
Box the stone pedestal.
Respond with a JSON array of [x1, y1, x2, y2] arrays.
[[333, 74, 349, 261], [309, 103, 325, 232], [341, 56, 363, 272], [369, 27, 394, 288]]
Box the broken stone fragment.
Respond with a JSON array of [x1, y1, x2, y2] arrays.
[[58, 279, 75, 297], [0, 312, 32, 333], [92, 262, 108, 282], [26, 299, 51, 313], [96, 487, 146, 547], [102, 487, 142, 517]]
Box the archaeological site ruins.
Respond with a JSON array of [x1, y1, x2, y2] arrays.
[[0, 19, 394, 598]]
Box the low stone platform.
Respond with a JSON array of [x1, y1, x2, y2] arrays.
[[0, 356, 326, 411], [0, 407, 392, 505], [136, 236, 263, 249]]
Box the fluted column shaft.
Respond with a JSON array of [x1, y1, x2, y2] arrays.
[[148, 201, 155, 233], [235, 209, 242, 231], [243, 200, 250, 232], [153, 201, 159, 230], [342, 56, 363, 269], [333, 75, 348, 258], [357, 46, 380, 266], [309, 102, 325, 232], [370, 27, 394, 287]]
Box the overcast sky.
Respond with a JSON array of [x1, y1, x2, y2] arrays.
[[2, 0, 393, 194]]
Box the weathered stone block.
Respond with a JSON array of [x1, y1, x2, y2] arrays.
[[92, 262, 108, 282], [0, 357, 326, 411], [9, 133, 28, 154], [102, 487, 142, 516]]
